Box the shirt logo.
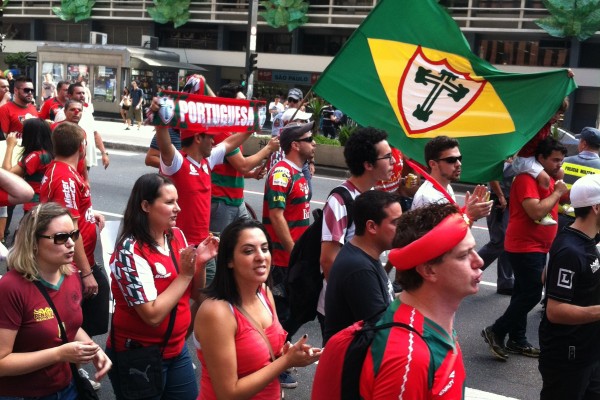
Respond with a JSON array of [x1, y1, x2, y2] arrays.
[[590, 258, 599, 274], [438, 370, 455, 395], [34, 307, 54, 322], [189, 164, 199, 176], [557, 268, 574, 289], [154, 262, 172, 279], [272, 167, 289, 187]]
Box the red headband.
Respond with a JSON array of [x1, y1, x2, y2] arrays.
[[388, 213, 469, 271]]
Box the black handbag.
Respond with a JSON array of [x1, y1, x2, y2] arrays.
[[110, 238, 179, 400], [33, 281, 100, 400]]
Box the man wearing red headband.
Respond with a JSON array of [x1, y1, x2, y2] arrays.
[[357, 203, 483, 399]]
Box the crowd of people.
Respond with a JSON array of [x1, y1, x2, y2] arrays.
[[0, 69, 599, 400]]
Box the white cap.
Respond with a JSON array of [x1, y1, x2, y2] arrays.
[[282, 108, 312, 123], [570, 174, 600, 208]]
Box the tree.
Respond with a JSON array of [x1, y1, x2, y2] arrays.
[[4, 52, 29, 70], [53, 0, 96, 22], [147, 0, 191, 28], [535, 0, 600, 41], [259, 0, 309, 32]]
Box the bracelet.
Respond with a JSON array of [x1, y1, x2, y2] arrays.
[[81, 271, 93, 278], [102, 151, 109, 156]]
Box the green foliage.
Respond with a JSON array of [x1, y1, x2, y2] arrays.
[[148, 0, 191, 28], [338, 124, 358, 146], [4, 52, 29, 69], [52, 0, 95, 22], [259, 0, 309, 31], [536, 0, 600, 41], [306, 95, 325, 125], [314, 134, 340, 146]]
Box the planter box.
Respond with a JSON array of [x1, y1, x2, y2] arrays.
[[243, 135, 346, 169]]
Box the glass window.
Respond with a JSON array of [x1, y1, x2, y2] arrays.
[[93, 66, 118, 103], [41, 62, 65, 84], [67, 64, 89, 83]]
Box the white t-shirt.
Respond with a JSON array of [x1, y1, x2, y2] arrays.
[[411, 180, 456, 210]]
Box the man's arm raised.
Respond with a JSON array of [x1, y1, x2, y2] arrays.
[[0, 169, 33, 205], [155, 125, 177, 167]]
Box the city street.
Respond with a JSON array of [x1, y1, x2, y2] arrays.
[[2, 145, 539, 399]]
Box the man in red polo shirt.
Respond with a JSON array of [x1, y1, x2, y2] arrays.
[[0, 76, 38, 137], [39, 80, 69, 121]]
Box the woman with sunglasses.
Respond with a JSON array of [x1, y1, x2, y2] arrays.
[[3, 118, 54, 214], [107, 173, 219, 400], [0, 202, 112, 399], [194, 218, 321, 399]]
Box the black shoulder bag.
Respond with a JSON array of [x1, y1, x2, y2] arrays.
[[33, 280, 100, 400], [110, 239, 179, 400]]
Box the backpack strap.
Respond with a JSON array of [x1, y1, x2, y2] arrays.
[[341, 321, 435, 400], [328, 185, 355, 232]]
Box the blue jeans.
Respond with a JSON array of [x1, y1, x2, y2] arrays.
[[0, 380, 76, 400], [106, 345, 198, 400], [478, 203, 514, 290], [492, 251, 546, 344]]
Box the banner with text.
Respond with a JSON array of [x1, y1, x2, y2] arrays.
[[152, 91, 267, 134]]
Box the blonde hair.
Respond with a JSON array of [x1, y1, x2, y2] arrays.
[[8, 203, 74, 281]]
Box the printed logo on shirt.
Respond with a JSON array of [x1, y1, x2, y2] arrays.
[[154, 262, 172, 279], [189, 164, 199, 176], [557, 268, 574, 289], [590, 258, 600, 274], [271, 167, 289, 187], [439, 370, 455, 396], [34, 306, 54, 322], [202, 163, 209, 174], [62, 178, 78, 210]]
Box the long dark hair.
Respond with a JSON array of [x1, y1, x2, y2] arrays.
[[21, 118, 54, 160], [116, 173, 175, 250], [203, 218, 273, 306]]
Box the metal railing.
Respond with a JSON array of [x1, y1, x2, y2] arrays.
[[4, 0, 552, 31]]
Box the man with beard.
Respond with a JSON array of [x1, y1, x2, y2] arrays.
[[411, 135, 492, 224], [483, 137, 568, 361], [0, 76, 38, 137]]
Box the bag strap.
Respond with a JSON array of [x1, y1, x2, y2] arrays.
[[235, 301, 276, 362], [33, 280, 81, 381], [110, 236, 179, 356]]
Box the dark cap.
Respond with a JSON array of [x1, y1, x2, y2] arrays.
[[576, 127, 600, 147], [287, 88, 303, 101], [280, 121, 314, 152]]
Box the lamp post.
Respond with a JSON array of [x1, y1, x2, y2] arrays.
[[245, 0, 258, 99]]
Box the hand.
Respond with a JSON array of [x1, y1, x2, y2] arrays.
[[59, 340, 99, 364], [266, 137, 280, 153], [92, 348, 112, 380], [309, 163, 315, 176], [497, 196, 507, 211], [281, 335, 321, 368], [465, 186, 493, 222], [179, 245, 198, 279], [94, 212, 105, 231], [6, 132, 17, 147], [554, 179, 568, 196], [195, 235, 220, 267], [82, 273, 99, 299], [101, 153, 109, 169]]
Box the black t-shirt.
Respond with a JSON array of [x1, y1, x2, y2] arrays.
[[323, 242, 394, 344], [131, 88, 144, 107], [539, 226, 600, 367]]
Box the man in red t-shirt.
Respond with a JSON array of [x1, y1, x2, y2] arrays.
[[40, 122, 109, 340], [0, 76, 38, 137], [39, 80, 69, 121], [483, 137, 568, 361]]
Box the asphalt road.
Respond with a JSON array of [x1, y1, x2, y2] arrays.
[[4, 149, 541, 399]]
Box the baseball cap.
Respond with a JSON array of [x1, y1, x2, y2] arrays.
[[179, 128, 219, 140], [282, 108, 313, 123], [570, 174, 600, 208], [575, 127, 600, 147], [280, 121, 314, 151], [287, 88, 303, 101]]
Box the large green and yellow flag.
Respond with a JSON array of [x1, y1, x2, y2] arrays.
[[313, 0, 577, 182]]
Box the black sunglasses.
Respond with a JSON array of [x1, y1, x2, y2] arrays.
[[20, 88, 34, 94], [436, 155, 462, 164], [38, 229, 80, 244], [295, 136, 314, 143], [288, 97, 300, 103]]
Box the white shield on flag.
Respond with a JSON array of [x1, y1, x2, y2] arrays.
[[158, 96, 176, 125], [398, 46, 486, 135]]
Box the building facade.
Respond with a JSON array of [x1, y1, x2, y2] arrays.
[[2, 0, 599, 130]]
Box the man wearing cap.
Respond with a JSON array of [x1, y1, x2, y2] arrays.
[[154, 119, 252, 282], [410, 135, 492, 224], [483, 137, 568, 361], [538, 174, 600, 399], [558, 127, 600, 229], [323, 190, 401, 344], [334, 203, 482, 399]]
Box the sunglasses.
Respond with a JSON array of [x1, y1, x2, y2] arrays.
[[295, 136, 314, 143], [436, 155, 463, 164], [38, 229, 80, 244], [20, 88, 34, 94], [288, 98, 299, 103]]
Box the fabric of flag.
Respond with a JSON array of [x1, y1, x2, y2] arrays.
[[313, 0, 577, 182]]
